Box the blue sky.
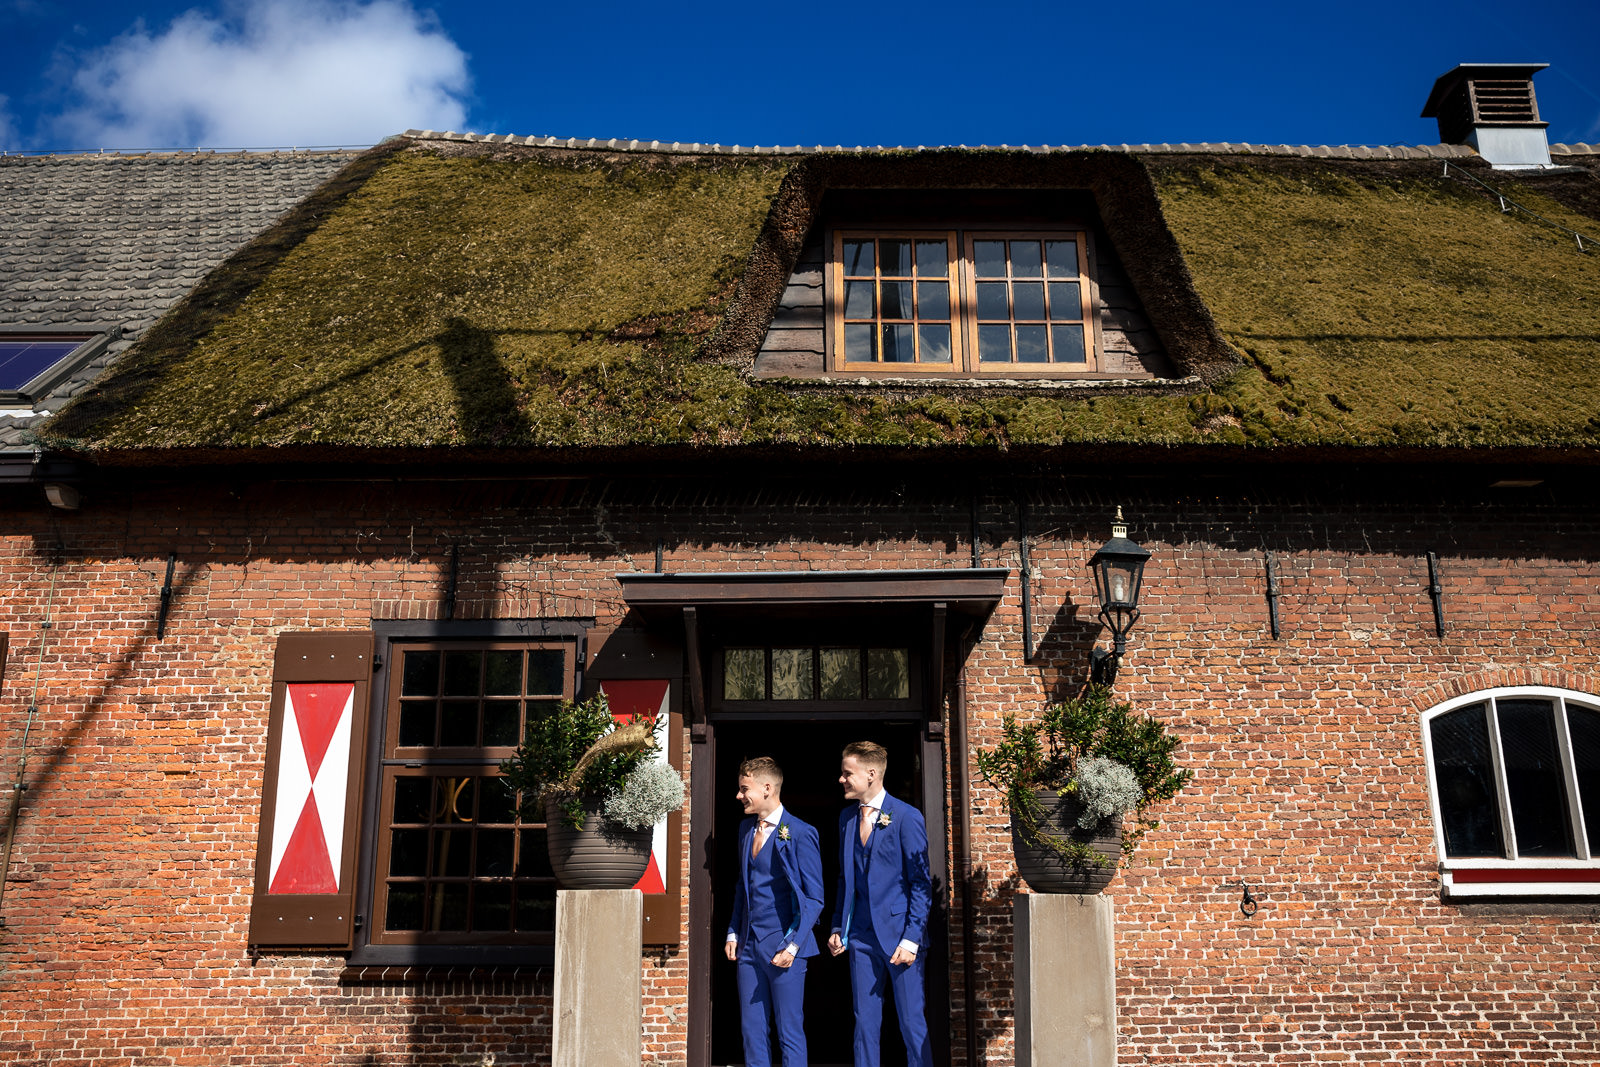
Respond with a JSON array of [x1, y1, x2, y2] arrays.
[[2, 0, 1598, 153]]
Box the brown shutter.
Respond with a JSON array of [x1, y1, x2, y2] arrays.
[[248, 631, 373, 949], [590, 627, 684, 946]]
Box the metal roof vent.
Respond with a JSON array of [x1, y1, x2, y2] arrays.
[[1421, 63, 1551, 169]]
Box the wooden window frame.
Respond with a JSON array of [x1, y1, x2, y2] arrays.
[[1422, 686, 1600, 899], [827, 226, 1103, 378], [349, 619, 589, 968]]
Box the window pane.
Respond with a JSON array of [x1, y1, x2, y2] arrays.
[[844, 323, 874, 362], [401, 651, 441, 697], [525, 700, 560, 738], [1052, 324, 1086, 364], [518, 829, 554, 877], [386, 886, 424, 931], [975, 282, 1009, 321], [474, 884, 513, 931], [1044, 240, 1079, 277], [820, 648, 861, 700], [1497, 700, 1575, 857], [394, 776, 433, 824], [881, 324, 915, 363], [442, 651, 480, 697], [1009, 241, 1043, 277], [978, 324, 1012, 362], [974, 240, 1007, 277], [389, 828, 428, 876], [484, 651, 521, 695], [1430, 704, 1505, 857], [917, 281, 949, 320], [1012, 282, 1045, 320], [399, 702, 436, 747], [918, 324, 952, 363], [438, 776, 476, 824], [526, 649, 565, 695], [1015, 325, 1049, 363], [516, 884, 556, 932], [440, 700, 478, 746], [725, 649, 765, 700], [844, 279, 874, 319], [867, 649, 910, 700], [881, 281, 912, 320], [772, 648, 814, 700], [1568, 706, 1600, 854], [432, 827, 472, 877], [428, 885, 470, 931], [915, 240, 948, 277], [881, 239, 913, 275], [482, 701, 518, 746], [476, 829, 515, 876], [479, 777, 518, 824], [1048, 281, 1082, 319], [843, 239, 874, 276]]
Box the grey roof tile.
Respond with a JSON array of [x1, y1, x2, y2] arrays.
[[0, 149, 360, 437]]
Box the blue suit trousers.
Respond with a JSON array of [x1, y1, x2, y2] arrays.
[[736, 944, 809, 1067], [847, 937, 934, 1067]]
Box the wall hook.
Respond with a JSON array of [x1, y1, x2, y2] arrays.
[[1237, 881, 1259, 918]]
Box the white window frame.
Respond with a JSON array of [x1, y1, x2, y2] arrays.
[[1421, 686, 1600, 898]]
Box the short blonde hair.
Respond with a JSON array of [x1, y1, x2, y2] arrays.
[[841, 741, 887, 772], [739, 756, 783, 785]]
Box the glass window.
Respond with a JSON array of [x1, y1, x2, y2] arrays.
[[718, 645, 913, 705], [1426, 691, 1600, 878], [833, 228, 1094, 375], [373, 641, 574, 946], [0, 331, 109, 401]]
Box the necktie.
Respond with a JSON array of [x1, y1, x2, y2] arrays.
[[752, 820, 769, 857], [859, 803, 873, 845]]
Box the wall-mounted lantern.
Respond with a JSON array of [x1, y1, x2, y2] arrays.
[[1089, 507, 1150, 685]]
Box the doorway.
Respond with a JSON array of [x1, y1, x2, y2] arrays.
[[709, 719, 929, 1067]]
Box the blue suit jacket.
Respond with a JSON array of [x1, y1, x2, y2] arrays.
[[832, 793, 933, 957], [728, 811, 825, 959]]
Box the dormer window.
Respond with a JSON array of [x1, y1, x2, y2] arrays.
[[830, 228, 1097, 376]]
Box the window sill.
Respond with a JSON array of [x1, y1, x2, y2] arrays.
[[345, 943, 555, 970], [755, 372, 1202, 394], [1440, 859, 1600, 898]]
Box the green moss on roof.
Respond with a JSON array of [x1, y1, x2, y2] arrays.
[[49, 146, 1600, 458]]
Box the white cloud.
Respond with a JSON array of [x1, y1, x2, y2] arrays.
[[50, 0, 469, 149]]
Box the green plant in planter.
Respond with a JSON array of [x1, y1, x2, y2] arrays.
[[499, 693, 684, 830], [976, 685, 1192, 868]]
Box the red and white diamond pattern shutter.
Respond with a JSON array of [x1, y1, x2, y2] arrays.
[[248, 632, 372, 948]]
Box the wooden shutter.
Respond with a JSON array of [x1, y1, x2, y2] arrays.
[[248, 631, 373, 949], [591, 628, 684, 946]]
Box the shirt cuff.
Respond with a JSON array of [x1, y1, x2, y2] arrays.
[[897, 938, 919, 955], [726, 933, 738, 944], [785, 943, 799, 956]]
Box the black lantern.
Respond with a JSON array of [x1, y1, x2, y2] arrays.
[[1089, 507, 1150, 684]]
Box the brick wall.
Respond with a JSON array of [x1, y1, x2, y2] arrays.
[[0, 467, 1596, 1065]]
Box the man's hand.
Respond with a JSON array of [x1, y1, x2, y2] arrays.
[[828, 932, 846, 956], [771, 948, 795, 969], [889, 945, 917, 966], [724, 940, 738, 962]]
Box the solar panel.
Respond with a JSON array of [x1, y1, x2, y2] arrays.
[[0, 336, 92, 393]]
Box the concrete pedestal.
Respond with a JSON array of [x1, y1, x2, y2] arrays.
[[1014, 893, 1116, 1067], [553, 889, 641, 1067]]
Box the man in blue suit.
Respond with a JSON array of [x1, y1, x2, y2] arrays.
[[726, 756, 826, 1067], [827, 741, 934, 1067]]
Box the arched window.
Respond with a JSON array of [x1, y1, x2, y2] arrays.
[[1423, 687, 1600, 897]]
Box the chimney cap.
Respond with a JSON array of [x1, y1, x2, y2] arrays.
[[1422, 63, 1549, 118]]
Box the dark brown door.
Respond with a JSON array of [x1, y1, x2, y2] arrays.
[[710, 719, 928, 1067]]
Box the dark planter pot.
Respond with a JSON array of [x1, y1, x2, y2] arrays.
[[544, 797, 652, 889], [1011, 789, 1123, 894]]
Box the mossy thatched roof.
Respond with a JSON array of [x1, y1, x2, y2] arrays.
[[45, 137, 1600, 464]]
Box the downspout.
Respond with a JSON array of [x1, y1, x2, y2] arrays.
[[0, 559, 60, 924], [952, 625, 979, 1067]]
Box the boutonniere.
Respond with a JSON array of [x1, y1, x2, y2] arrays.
[[877, 811, 892, 828], [778, 824, 791, 841]]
